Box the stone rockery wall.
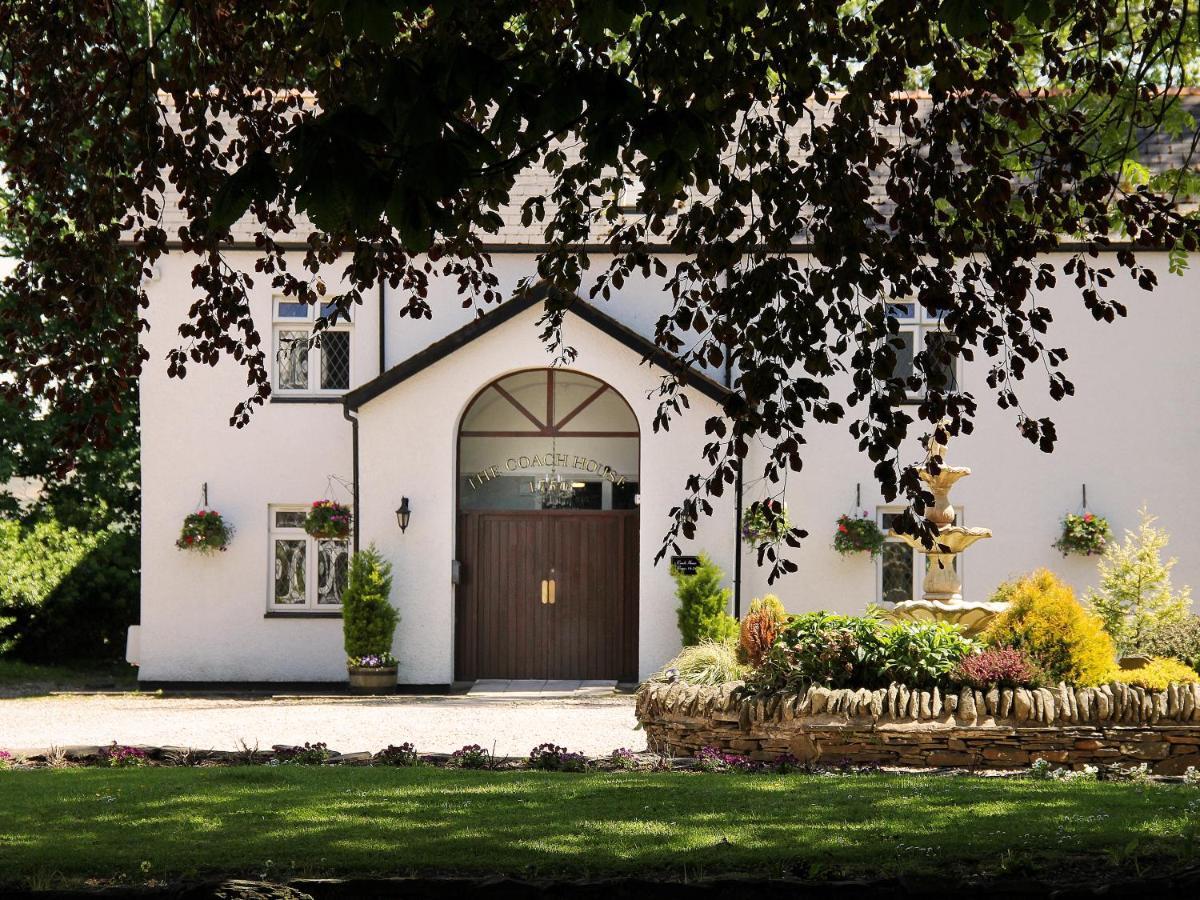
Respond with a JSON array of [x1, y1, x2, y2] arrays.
[[635, 681, 1200, 773]]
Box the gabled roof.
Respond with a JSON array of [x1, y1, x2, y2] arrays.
[[342, 282, 734, 411]]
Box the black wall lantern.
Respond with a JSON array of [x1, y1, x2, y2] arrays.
[[396, 497, 411, 533]]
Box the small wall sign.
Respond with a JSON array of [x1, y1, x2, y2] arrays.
[[671, 555, 701, 575]]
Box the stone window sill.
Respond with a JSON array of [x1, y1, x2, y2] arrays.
[[264, 610, 343, 619], [270, 395, 346, 405]]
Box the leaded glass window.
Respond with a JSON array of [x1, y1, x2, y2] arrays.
[[269, 506, 351, 610], [272, 294, 352, 394], [277, 331, 309, 390], [319, 331, 350, 390]]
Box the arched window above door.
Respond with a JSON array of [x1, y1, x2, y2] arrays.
[[458, 369, 639, 511]]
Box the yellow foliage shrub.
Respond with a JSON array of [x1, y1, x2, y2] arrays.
[[982, 569, 1116, 686], [1117, 657, 1200, 690]]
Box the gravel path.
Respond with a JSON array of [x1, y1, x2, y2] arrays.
[[0, 693, 643, 756]]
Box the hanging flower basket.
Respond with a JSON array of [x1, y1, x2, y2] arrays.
[[176, 509, 233, 554], [832, 513, 886, 558], [1053, 512, 1111, 557], [741, 499, 791, 545], [305, 500, 352, 539]]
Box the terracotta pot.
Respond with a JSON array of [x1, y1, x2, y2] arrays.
[[348, 666, 397, 694]]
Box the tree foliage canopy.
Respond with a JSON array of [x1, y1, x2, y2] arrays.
[[2, 1, 1199, 578]]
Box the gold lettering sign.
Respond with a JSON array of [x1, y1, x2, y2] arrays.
[[469, 454, 627, 489]]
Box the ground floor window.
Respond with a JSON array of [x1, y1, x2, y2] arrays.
[[269, 506, 349, 610]]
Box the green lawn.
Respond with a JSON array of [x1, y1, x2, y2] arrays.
[[1, 768, 1199, 887], [0, 658, 138, 697]]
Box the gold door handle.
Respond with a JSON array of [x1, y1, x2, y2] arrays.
[[548, 578, 556, 605], [540, 580, 549, 604]]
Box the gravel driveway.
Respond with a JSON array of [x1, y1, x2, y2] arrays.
[[0, 693, 643, 757]]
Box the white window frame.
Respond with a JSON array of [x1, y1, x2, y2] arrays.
[[272, 296, 353, 396], [876, 506, 965, 606], [268, 505, 349, 611], [887, 303, 959, 401]]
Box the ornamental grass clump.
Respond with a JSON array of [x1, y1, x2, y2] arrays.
[[175, 509, 233, 554], [342, 546, 398, 668], [982, 569, 1115, 686], [951, 646, 1044, 690], [650, 638, 748, 686]]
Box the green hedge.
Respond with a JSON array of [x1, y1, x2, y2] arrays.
[[0, 519, 138, 663]]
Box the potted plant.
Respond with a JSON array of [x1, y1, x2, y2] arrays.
[[833, 513, 885, 558], [741, 499, 790, 545], [1053, 512, 1111, 557], [305, 499, 352, 540], [343, 545, 399, 693], [175, 509, 234, 554]]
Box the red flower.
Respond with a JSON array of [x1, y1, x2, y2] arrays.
[[1083, 513, 1094, 522], [838, 524, 848, 534], [185, 536, 194, 544]]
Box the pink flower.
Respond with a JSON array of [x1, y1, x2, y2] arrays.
[[1084, 513, 1094, 522]]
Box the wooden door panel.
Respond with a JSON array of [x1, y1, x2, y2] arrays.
[[457, 510, 638, 681]]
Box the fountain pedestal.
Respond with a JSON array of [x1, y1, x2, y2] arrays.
[[886, 432, 1003, 636]]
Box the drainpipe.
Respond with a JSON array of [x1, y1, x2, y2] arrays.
[[378, 280, 386, 374], [725, 355, 743, 620], [343, 406, 361, 554]]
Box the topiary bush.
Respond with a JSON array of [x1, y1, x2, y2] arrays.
[[342, 545, 398, 666], [951, 646, 1045, 690], [672, 553, 737, 645], [737, 594, 788, 667], [650, 638, 747, 686], [876, 621, 980, 688], [1117, 656, 1200, 691], [0, 518, 138, 663], [982, 569, 1116, 686]]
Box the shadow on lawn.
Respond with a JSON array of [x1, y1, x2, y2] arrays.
[[1, 769, 1196, 888]]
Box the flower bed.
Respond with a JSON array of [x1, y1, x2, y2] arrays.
[[636, 680, 1200, 774]]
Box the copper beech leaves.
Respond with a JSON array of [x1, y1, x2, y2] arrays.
[[1, 1, 1200, 582]]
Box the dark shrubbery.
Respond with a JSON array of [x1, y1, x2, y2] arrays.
[[951, 646, 1045, 690], [0, 519, 138, 663]]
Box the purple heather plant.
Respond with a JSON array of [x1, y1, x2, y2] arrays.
[[0, 749, 13, 769], [376, 743, 420, 767], [695, 745, 762, 773], [610, 748, 638, 771], [349, 652, 397, 669], [447, 744, 492, 769], [274, 742, 333, 765], [528, 743, 588, 772], [772, 753, 804, 774], [102, 743, 149, 768]]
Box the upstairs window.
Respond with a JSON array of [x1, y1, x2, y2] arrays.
[[273, 297, 352, 395], [887, 303, 958, 399]]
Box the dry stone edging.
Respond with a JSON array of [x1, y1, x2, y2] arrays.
[[635, 681, 1200, 774]]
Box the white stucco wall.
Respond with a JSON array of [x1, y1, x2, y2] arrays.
[[357, 303, 735, 684], [138, 247, 1200, 683]]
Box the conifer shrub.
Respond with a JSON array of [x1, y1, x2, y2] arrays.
[[1085, 508, 1192, 656], [1117, 656, 1200, 691], [982, 569, 1115, 686], [1139, 615, 1200, 671], [342, 546, 398, 666], [737, 594, 788, 666], [672, 553, 737, 645]]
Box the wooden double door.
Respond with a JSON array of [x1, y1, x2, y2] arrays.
[[455, 510, 638, 682]]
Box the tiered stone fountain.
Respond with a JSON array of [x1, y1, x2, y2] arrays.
[[887, 430, 1004, 635]]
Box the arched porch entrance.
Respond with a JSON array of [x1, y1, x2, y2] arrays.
[[454, 368, 640, 681]]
